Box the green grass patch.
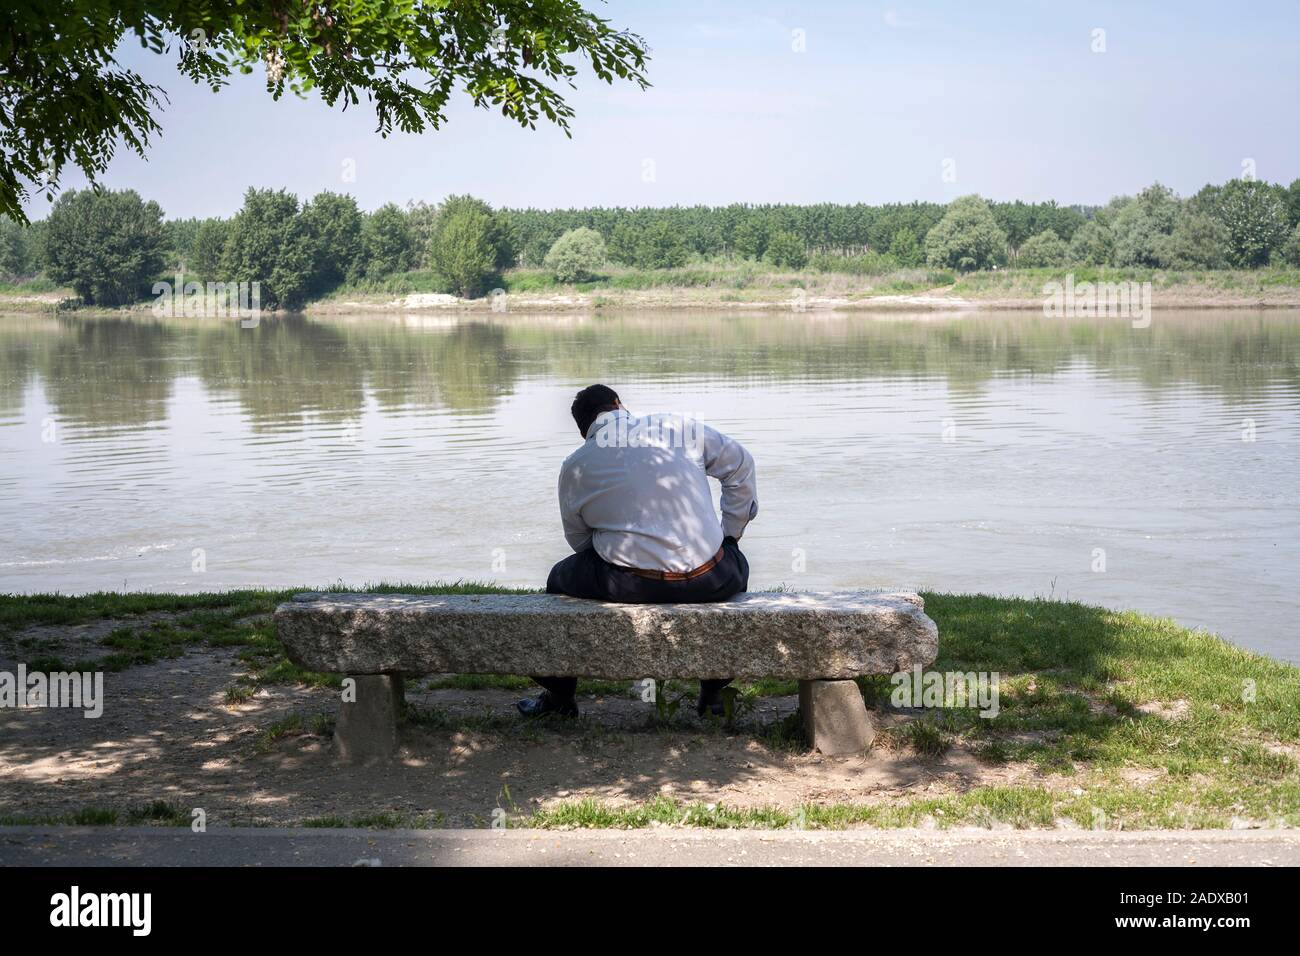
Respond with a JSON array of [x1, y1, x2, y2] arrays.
[[524, 777, 1300, 831], [951, 266, 1300, 298], [0, 800, 189, 827], [0, 276, 65, 295], [1, 582, 527, 697], [4, 584, 1298, 830]]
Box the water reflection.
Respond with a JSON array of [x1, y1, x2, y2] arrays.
[[1, 309, 1297, 661], [4, 311, 1300, 427]]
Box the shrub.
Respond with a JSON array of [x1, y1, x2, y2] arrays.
[[1215, 179, 1289, 267], [1280, 223, 1300, 267], [606, 221, 640, 265], [544, 227, 606, 282], [404, 200, 439, 269], [219, 188, 314, 309], [1286, 178, 1300, 229], [1162, 210, 1229, 269], [732, 218, 768, 260], [360, 203, 415, 279], [0, 218, 31, 279], [888, 228, 923, 267], [429, 195, 515, 270], [191, 219, 228, 279], [764, 230, 807, 269], [634, 221, 688, 269], [1017, 229, 1068, 268], [809, 251, 899, 276], [1068, 219, 1112, 265], [924, 195, 1007, 272], [1110, 203, 1168, 267], [432, 207, 497, 297], [301, 192, 364, 291], [43, 188, 166, 305]]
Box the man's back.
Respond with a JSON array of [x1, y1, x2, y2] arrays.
[[559, 408, 757, 573], [525, 386, 756, 718]]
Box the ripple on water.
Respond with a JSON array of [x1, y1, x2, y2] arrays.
[[1, 309, 1298, 661]]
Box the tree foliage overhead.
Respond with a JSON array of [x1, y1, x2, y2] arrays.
[[0, 0, 651, 221]]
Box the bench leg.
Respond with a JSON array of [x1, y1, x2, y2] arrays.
[[799, 679, 874, 756], [335, 674, 404, 764]]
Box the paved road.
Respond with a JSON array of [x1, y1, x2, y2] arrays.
[[1, 826, 1296, 866]]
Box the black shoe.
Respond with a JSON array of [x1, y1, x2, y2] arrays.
[[517, 691, 579, 718]]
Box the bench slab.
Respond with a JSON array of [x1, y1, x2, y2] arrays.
[[275, 590, 938, 681]]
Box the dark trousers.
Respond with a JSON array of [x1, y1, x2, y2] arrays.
[[533, 537, 750, 701]]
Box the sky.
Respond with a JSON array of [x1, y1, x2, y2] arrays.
[[26, 0, 1300, 220]]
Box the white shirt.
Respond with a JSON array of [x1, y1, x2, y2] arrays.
[[558, 409, 758, 572]]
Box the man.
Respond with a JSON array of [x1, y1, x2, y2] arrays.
[[518, 384, 758, 719]]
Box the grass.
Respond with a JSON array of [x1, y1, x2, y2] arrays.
[[0, 799, 190, 828], [2, 585, 1298, 830], [8, 263, 1299, 316], [0, 276, 66, 295], [525, 776, 1300, 831], [318, 269, 453, 298], [895, 715, 952, 756], [949, 265, 1300, 300], [505, 591, 1300, 828], [310, 261, 1300, 308], [251, 714, 315, 753], [0, 581, 526, 700]]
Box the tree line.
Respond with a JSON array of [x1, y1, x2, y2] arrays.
[[504, 178, 1300, 274], [2, 177, 1299, 308], [0, 189, 517, 308]]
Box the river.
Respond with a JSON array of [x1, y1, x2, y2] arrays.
[[1, 309, 1296, 662]]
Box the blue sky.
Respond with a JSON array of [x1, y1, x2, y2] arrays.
[[31, 0, 1300, 219]]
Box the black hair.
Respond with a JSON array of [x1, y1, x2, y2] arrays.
[[571, 384, 621, 436]]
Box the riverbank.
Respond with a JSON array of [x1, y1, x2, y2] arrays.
[[6, 266, 1300, 316], [2, 586, 1296, 831], [311, 265, 1300, 314]]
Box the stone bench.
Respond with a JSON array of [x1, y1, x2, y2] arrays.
[[273, 590, 939, 762]]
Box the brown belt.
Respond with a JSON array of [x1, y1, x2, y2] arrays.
[[619, 546, 727, 581]]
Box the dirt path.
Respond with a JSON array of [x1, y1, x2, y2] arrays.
[[4, 826, 1296, 867], [1, 639, 1048, 827]]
